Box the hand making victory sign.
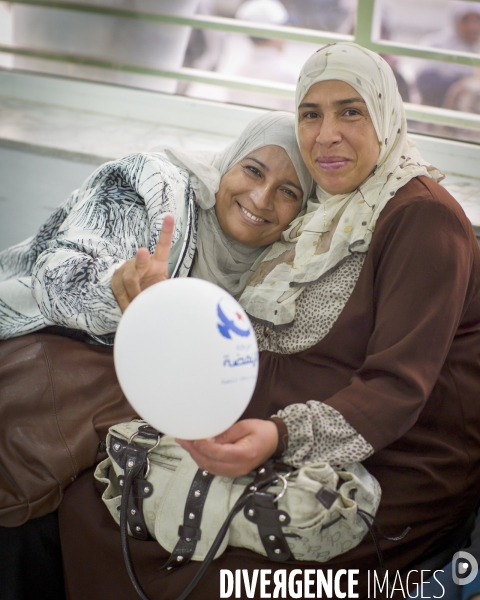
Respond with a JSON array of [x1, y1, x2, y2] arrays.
[[111, 213, 175, 312]]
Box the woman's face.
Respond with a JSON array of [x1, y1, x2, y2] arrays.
[[215, 145, 303, 247], [297, 80, 380, 195]]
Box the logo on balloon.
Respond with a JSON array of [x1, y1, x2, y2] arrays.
[[223, 354, 258, 368], [217, 300, 251, 340]]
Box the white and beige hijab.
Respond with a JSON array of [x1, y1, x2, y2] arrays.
[[240, 42, 443, 329]]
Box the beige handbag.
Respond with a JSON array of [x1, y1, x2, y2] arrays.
[[96, 421, 382, 567]]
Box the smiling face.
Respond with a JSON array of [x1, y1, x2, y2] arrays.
[[214, 145, 303, 247], [297, 80, 380, 195]]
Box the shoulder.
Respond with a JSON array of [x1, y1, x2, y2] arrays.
[[368, 177, 480, 277], [376, 176, 475, 241], [384, 175, 463, 212]]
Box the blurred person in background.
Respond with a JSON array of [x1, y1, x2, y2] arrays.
[[444, 71, 480, 114], [184, 0, 358, 110], [184, 0, 295, 107], [223, 0, 297, 110], [183, 0, 222, 72], [431, 70, 480, 143], [379, 18, 411, 103], [180, 0, 226, 94], [281, 0, 355, 33], [416, 0, 480, 108]]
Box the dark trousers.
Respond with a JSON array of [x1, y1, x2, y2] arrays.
[[0, 512, 65, 600]]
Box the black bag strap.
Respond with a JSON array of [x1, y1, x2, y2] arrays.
[[242, 465, 292, 561], [357, 508, 411, 579], [120, 444, 152, 600], [161, 468, 215, 569], [110, 435, 153, 540], [115, 431, 291, 600]]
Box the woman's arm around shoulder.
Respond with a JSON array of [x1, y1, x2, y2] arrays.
[[30, 153, 189, 337]]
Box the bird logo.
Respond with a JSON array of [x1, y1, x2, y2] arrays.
[[217, 300, 251, 340]]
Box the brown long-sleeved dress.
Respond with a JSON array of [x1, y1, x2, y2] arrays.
[[58, 176, 480, 599]]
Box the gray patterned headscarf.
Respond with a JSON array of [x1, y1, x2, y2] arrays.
[[239, 42, 443, 328], [165, 111, 314, 297], [165, 111, 313, 210]]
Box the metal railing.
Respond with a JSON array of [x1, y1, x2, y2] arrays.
[[2, 0, 480, 131]]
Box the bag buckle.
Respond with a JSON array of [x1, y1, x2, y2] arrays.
[[128, 430, 162, 478]]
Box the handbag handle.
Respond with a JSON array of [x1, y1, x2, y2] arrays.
[[120, 453, 254, 600]]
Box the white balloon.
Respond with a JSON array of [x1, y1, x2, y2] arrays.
[[114, 278, 259, 440]]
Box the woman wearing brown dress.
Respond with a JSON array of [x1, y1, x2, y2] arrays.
[[58, 43, 480, 599]]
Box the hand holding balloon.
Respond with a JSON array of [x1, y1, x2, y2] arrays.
[[111, 214, 174, 312], [177, 419, 278, 478]]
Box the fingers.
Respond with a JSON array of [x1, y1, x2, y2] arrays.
[[177, 422, 252, 464], [177, 439, 246, 478], [134, 247, 151, 269], [111, 250, 149, 311], [176, 420, 278, 478], [111, 257, 144, 312], [153, 214, 174, 265], [122, 251, 148, 299], [212, 421, 251, 445], [111, 216, 174, 312], [111, 266, 131, 312]]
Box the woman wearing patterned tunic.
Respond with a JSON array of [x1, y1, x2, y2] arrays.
[[57, 43, 480, 599], [0, 111, 312, 345]]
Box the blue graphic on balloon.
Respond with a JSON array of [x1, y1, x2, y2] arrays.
[[217, 300, 251, 339]]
